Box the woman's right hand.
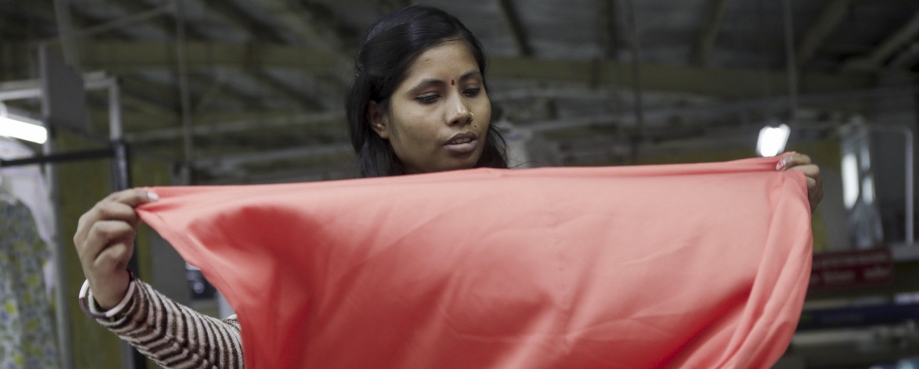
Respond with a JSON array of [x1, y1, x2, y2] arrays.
[[73, 189, 158, 310]]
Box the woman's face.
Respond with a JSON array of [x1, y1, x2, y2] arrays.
[[369, 39, 491, 174]]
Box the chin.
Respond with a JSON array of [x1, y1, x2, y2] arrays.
[[440, 156, 481, 172], [428, 146, 485, 173], [441, 161, 477, 172]]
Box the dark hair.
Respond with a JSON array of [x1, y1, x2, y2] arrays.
[[345, 5, 508, 177]]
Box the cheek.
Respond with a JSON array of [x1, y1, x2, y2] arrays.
[[473, 101, 492, 130], [391, 109, 438, 147]]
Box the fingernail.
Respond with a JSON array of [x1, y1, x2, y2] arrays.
[[147, 191, 159, 202], [776, 160, 786, 171]]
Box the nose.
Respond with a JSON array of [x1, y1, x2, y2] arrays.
[[446, 93, 472, 127]]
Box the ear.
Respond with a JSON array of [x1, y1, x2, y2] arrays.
[[367, 101, 390, 140]]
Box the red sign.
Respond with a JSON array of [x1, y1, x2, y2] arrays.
[[809, 248, 894, 291]]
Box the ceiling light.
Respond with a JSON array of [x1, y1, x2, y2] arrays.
[[842, 153, 859, 209], [861, 176, 875, 205], [756, 123, 790, 157], [0, 115, 47, 144]]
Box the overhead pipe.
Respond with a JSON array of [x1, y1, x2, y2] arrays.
[[624, 0, 645, 164], [782, 0, 798, 124], [174, 0, 195, 185]]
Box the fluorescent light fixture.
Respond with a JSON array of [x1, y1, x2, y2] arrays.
[[756, 123, 790, 157], [842, 153, 859, 209], [861, 175, 875, 205], [0, 115, 48, 144], [0, 103, 46, 144], [860, 145, 871, 171]]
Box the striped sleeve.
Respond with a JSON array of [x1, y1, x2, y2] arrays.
[[93, 280, 245, 369]]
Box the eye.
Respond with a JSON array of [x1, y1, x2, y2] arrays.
[[463, 87, 482, 97], [415, 94, 440, 104]]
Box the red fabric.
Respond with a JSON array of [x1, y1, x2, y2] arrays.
[[136, 155, 812, 369]]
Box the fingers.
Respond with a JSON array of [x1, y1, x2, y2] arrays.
[[778, 154, 824, 211], [72, 189, 155, 307], [776, 153, 811, 171], [785, 163, 820, 178], [805, 176, 816, 190], [105, 189, 159, 207], [784, 162, 824, 212], [80, 220, 137, 268], [93, 242, 134, 275], [75, 202, 136, 247], [75, 189, 157, 246], [810, 179, 825, 212]]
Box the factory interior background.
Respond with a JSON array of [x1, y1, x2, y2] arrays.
[[0, 0, 918, 368]]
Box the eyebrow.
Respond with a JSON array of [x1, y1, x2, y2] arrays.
[[408, 70, 483, 94]]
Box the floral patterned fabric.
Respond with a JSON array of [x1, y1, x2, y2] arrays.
[[0, 200, 58, 369]]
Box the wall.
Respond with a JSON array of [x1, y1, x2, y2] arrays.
[[54, 130, 172, 369]]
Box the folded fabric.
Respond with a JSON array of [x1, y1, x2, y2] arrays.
[[136, 155, 812, 369]]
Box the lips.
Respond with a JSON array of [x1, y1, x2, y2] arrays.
[[444, 132, 478, 155]]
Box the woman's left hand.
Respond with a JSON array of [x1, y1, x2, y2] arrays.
[[777, 153, 824, 213]]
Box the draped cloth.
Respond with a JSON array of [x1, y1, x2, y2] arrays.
[[136, 156, 812, 369]]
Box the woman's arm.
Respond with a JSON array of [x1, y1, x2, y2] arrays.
[[73, 189, 244, 368], [84, 278, 245, 369]]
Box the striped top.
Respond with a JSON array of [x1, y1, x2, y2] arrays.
[[90, 279, 245, 369]]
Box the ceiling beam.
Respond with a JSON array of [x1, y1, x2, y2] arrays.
[[120, 73, 252, 115], [29, 0, 189, 120], [104, 0, 310, 110], [0, 12, 43, 40], [105, 0, 272, 108], [22, 41, 874, 99], [693, 0, 730, 66], [599, 0, 619, 60], [61, 0, 257, 114], [109, 0, 310, 108], [496, 0, 533, 57], [246, 0, 351, 60], [244, 0, 356, 86], [188, 73, 256, 112], [71, 41, 338, 71], [524, 87, 902, 133], [194, 143, 353, 169], [888, 42, 919, 69], [488, 56, 875, 99], [125, 111, 344, 143], [796, 0, 856, 67], [104, 0, 208, 40], [197, 1, 290, 44], [239, 70, 325, 112], [107, 88, 878, 143], [200, 0, 344, 110], [842, 9, 919, 70]]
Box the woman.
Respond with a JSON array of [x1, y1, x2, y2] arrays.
[[73, 6, 823, 368]]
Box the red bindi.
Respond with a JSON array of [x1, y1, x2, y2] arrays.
[[451, 79, 455, 86]]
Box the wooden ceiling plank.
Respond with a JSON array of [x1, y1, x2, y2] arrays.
[[496, 0, 533, 57], [843, 9, 919, 70], [51, 41, 876, 99], [694, 0, 730, 67], [796, 0, 856, 67], [199, 0, 290, 44], [199, 0, 342, 111]]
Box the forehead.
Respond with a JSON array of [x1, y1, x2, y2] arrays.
[[403, 40, 479, 80]]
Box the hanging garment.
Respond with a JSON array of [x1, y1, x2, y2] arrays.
[[136, 156, 813, 369], [1, 138, 58, 300], [0, 138, 56, 247], [0, 200, 59, 369]]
